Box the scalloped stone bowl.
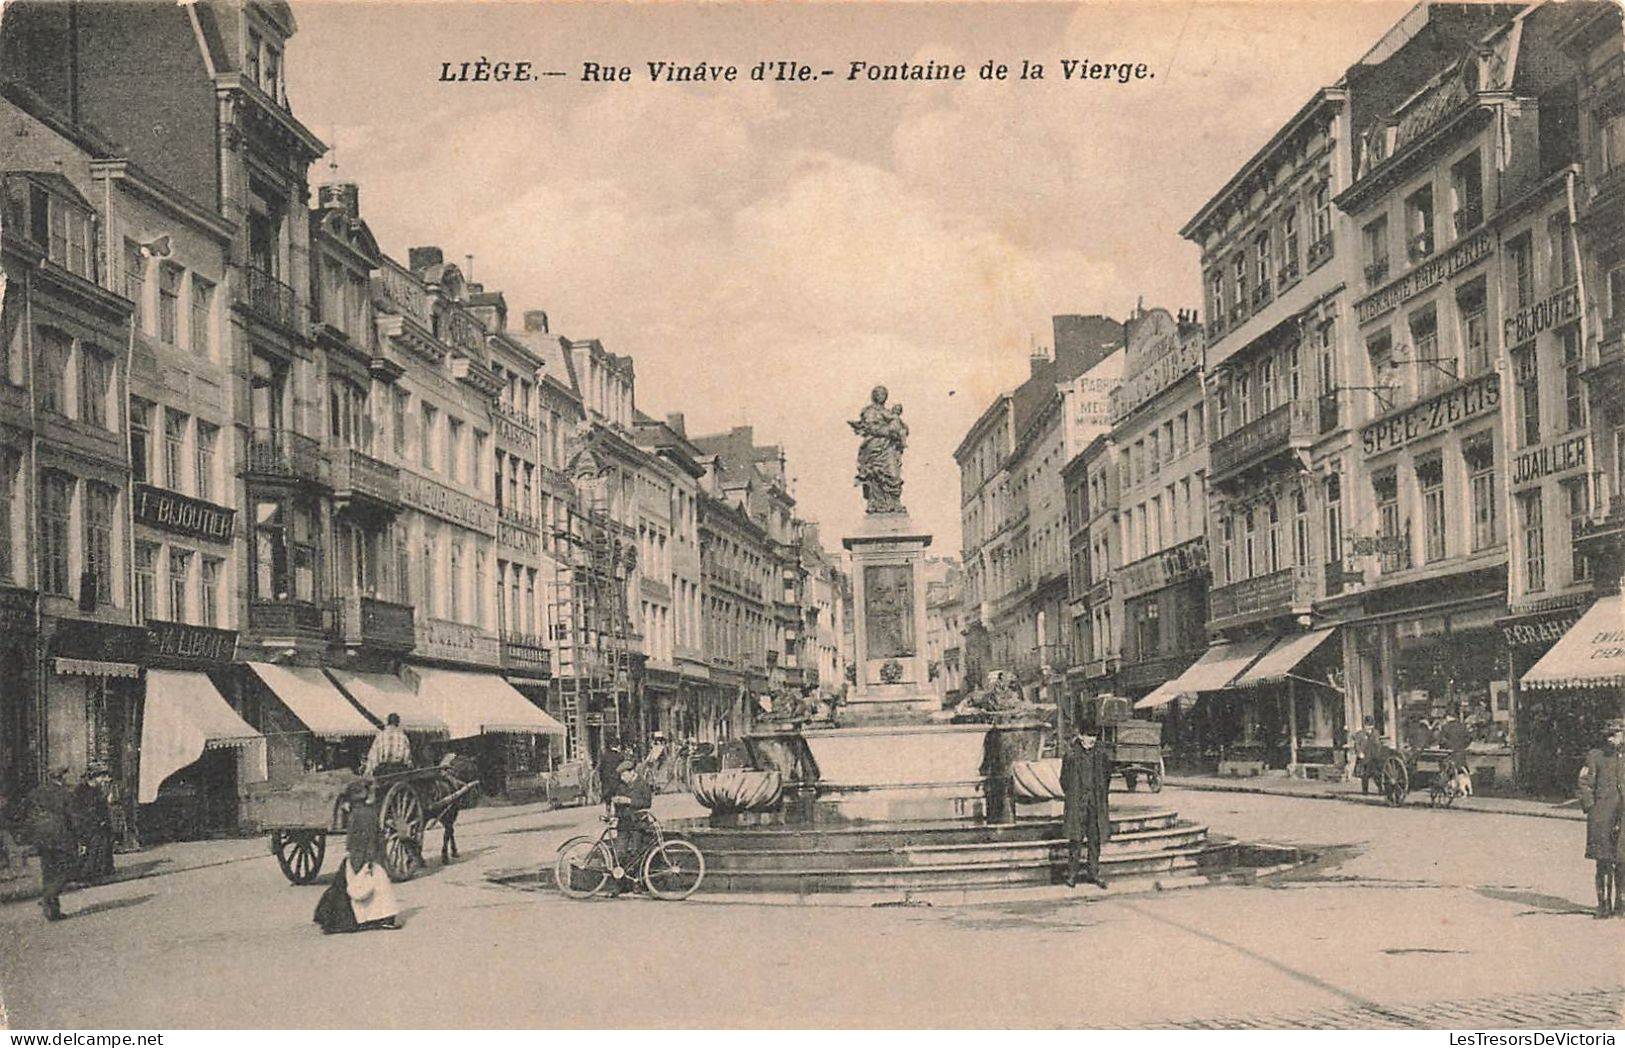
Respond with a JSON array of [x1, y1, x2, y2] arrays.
[[692, 769, 784, 814], [1010, 757, 1064, 801]]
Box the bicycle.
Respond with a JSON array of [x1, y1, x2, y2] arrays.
[[553, 810, 705, 901]]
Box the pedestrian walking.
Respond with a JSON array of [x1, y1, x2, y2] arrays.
[[25, 767, 77, 921], [1351, 716, 1382, 795], [1061, 715, 1111, 889], [1576, 719, 1625, 920], [314, 782, 401, 933], [73, 764, 115, 882]]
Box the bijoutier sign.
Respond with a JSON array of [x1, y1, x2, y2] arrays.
[[1512, 434, 1587, 488], [1504, 284, 1580, 346], [1360, 373, 1499, 457], [1355, 231, 1492, 324]]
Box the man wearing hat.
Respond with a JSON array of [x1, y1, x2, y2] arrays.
[[73, 764, 115, 881], [26, 768, 78, 921], [1577, 718, 1625, 919], [1061, 702, 1112, 889]]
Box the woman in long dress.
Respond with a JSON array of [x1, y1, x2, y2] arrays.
[[314, 783, 402, 933]]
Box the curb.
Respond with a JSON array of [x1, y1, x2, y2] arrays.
[[1163, 778, 1583, 822]]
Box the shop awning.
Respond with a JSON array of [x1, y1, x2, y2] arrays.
[[140, 669, 266, 803], [327, 669, 448, 736], [1232, 628, 1339, 688], [412, 667, 567, 739], [1135, 636, 1275, 709], [1521, 595, 1625, 691], [248, 662, 377, 740]]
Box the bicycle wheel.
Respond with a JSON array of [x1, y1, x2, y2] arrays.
[[642, 839, 705, 900], [555, 838, 613, 899]]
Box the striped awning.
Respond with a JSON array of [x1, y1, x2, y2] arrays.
[[327, 669, 448, 736], [140, 669, 266, 803], [1521, 596, 1625, 691], [412, 667, 566, 739], [1232, 628, 1339, 688], [248, 662, 377, 739], [1135, 636, 1274, 709]]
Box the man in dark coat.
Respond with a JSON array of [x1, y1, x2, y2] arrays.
[[73, 764, 115, 882], [26, 767, 77, 921], [1577, 719, 1625, 919], [595, 735, 625, 811], [1061, 727, 1111, 888]]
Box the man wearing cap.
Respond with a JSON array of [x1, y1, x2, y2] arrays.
[[609, 758, 656, 889], [364, 712, 412, 777], [73, 764, 115, 882], [1577, 718, 1625, 919], [26, 768, 77, 921], [1061, 709, 1112, 889]]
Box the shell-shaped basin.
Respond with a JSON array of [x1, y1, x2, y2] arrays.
[[691, 769, 784, 814], [1010, 757, 1064, 801]]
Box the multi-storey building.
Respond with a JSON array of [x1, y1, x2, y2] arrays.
[[923, 557, 966, 701], [1176, 83, 1358, 775], [1069, 435, 1122, 698], [696, 482, 772, 741], [798, 525, 850, 703]]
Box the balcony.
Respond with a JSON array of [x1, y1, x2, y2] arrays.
[[1364, 258, 1390, 287], [1276, 260, 1301, 291], [1452, 205, 1483, 236], [244, 428, 323, 484], [1208, 565, 1317, 630], [1206, 313, 1228, 340], [330, 447, 400, 511], [1406, 232, 1435, 264], [1306, 235, 1334, 270], [1251, 283, 1273, 311], [1083, 655, 1117, 680], [333, 594, 415, 652], [1209, 399, 1316, 485], [244, 266, 301, 331], [500, 631, 552, 676], [247, 600, 329, 638]]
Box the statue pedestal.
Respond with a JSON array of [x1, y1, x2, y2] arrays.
[[842, 512, 935, 714]]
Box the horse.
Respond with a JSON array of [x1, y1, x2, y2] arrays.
[[430, 754, 482, 863]]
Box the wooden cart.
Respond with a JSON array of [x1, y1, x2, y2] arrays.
[[244, 764, 479, 885], [1078, 695, 1165, 792], [1369, 744, 1466, 808]]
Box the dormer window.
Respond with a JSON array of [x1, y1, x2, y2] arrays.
[[4, 175, 98, 281], [246, 25, 285, 106]]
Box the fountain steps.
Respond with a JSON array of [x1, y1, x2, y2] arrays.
[[683, 807, 1182, 848]]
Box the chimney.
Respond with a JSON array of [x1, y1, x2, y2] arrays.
[[318, 182, 360, 218], [523, 309, 549, 333], [408, 246, 443, 272], [666, 412, 686, 437], [1029, 345, 1050, 378]]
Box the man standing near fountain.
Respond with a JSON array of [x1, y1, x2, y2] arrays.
[[1062, 720, 1111, 889]]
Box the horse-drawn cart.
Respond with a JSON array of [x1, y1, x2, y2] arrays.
[[1079, 695, 1165, 792], [244, 764, 479, 884], [1368, 744, 1467, 808]]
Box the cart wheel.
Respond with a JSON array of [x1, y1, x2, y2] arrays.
[[379, 783, 425, 882], [1381, 756, 1408, 807], [555, 838, 613, 899], [1147, 764, 1164, 794], [642, 839, 705, 901], [272, 829, 327, 885]]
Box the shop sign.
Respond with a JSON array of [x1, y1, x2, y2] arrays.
[[494, 412, 533, 448], [50, 617, 148, 662], [374, 261, 430, 327], [1512, 434, 1587, 488], [0, 586, 37, 632], [1112, 315, 1200, 423], [1504, 284, 1580, 346], [1355, 231, 1492, 324], [498, 519, 541, 558], [1348, 534, 1405, 556], [401, 473, 497, 535], [413, 617, 499, 665], [133, 484, 235, 543], [1501, 611, 1582, 649], [1360, 373, 1499, 457], [147, 619, 239, 664], [1118, 537, 1209, 599]]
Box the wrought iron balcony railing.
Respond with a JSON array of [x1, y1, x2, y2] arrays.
[[244, 428, 323, 483], [245, 266, 301, 330]]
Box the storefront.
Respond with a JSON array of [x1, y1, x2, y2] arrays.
[[1136, 636, 1273, 773], [243, 661, 378, 783], [46, 618, 148, 818], [1228, 628, 1345, 774], [408, 666, 566, 796], [1519, 594, 1625, 796]]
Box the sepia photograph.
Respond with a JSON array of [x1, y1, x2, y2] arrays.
[[0, 0, 1622, 1033]]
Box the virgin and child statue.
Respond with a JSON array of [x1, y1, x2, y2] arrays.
[[849, 385, 908, 515]]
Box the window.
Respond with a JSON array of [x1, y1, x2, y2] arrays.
[[474, 551, 488, 630], [78, 345, 111, 429], [1208, 270, 1224, 321], [421, 536, 436, 617], [200, 556, 222, 627], [123, 240, 145, 326], [1513, 347, 1540, 448], [448, 418, 465, 484], [195, 422, 218, 502], [1517, 491, 1544, 593], [395, 533, 411, 604], [1191, 403, 1204, 445], [253, 499, 317, 603], [130, 398, 153, 484], [1293, 486, 1310, 568], [1548, 213, 1575, 290], [1259, 358, 1277, 415], [246, 28, 262, 85], [1231, 252, 1247, 310], [1458, 282, 1490, 375], [135, 543, 158, 623], [1418, 455, 1445, 563], [392, 388, 407, 457], [1312, 177, 1332, 244], [84, 482, 115, 603], [1451, 152, 1483, 234], [1266, 498, 1282, 573], [1287, 344, 1302, 403], [1564, 479, 1590, 584], [1465, 435, 1499, 552], [164, 410, 188, 492], [1562, 327, 1585, 432], [420, 404, 437, 471], [1324, 471, 1342, 564], [1236, 371, 1252, 426], [449, 541, 463, 621], [1254, 231, 1272, 299], [35, 327, 70, 415], [263, 44, 281, 103], [0, 453, 14, 583], [1148, 431, 1160, 476], [190, 275, 214, 356], [1374, 469, 1401, 573], [250, 352, 286, 431], [474, 431, 488, 493], [1406, 186, 1434, 260], [168, 548, 192, 622], [329, 379, 369, 451], [1508, 234, 1534, 309], [1410, 308, 1451, 396], [1363, 216, 1389, 284], [1281, 208, 1300, 282], [1367, 330, 1400, 409], [158, 265, 181, 345], [40, 471, 71, 596], [34, 184, 93, 279]]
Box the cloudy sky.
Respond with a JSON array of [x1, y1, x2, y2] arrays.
[[287, 0, 1413, 552]]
